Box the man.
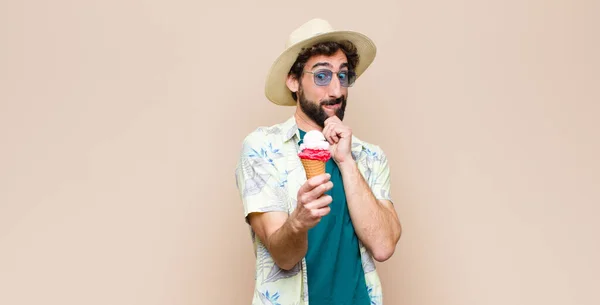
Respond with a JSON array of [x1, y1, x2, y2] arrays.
[[235, 18, 402, 305]]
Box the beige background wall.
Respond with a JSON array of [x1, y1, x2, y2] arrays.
[[1, 1, 598, 304]]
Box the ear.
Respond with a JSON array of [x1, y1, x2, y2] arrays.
[[286, 74, 299, 94]]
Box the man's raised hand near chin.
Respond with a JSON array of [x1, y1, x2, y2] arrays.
[[322, 116, 402, 262]]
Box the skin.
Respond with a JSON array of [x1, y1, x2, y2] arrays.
[[247, 49, 402, 270]]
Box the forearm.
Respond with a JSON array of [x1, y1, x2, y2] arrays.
[[339, 161, 401, 261], [265, 217, 308, 270]]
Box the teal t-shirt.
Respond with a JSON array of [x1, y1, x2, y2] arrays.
[[299, 129, 370, 305]]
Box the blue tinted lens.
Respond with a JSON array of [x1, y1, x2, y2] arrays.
[[313, 70, 332, 85], [338, 71, 348, 85], [344, 71, 356, 87]]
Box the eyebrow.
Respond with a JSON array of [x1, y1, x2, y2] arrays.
[[311, 62, 332, 69], [311, 62, 349, 70]]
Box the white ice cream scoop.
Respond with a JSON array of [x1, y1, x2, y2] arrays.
[[300, 130, 330, 150]]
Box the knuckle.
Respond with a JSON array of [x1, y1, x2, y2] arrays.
[[306, 179, 315, 188], [310, 179, 320, 188]]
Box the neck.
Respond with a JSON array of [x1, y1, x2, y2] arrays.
[[294, 107, 322, 132]]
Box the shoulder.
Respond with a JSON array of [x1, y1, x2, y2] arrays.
[[240, 119, 286, 160], [240, 121, 287, 153], [352, 136, 393, 194], [352, 135, 388, 162]]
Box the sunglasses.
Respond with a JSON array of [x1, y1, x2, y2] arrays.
[[303, 69, 357, 87]]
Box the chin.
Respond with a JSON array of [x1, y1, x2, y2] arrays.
[[323, 108, 337, 116]]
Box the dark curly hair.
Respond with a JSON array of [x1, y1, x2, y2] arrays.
[[288, 40, 360, 101]]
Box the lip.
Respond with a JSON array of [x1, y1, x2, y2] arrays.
[[323, 103, 341, 110]]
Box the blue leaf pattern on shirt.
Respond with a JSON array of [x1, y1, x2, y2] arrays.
[[367, 285, 383, 305], [259, 290, 281, 305]]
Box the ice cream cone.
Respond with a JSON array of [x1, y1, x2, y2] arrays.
[[301, 159, 326, 179], [298, 130, 331, 179]]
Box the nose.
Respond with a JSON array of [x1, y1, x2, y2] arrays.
[[327, 74, 343, 99]]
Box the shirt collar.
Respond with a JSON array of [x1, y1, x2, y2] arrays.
[[281, 116, 300, 143]]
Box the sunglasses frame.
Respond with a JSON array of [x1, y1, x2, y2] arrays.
[[303, 69, 357, 87]]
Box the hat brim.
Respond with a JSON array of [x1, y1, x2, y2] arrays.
[[264, 30, 377, 106]]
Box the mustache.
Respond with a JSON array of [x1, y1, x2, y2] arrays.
[[320, 97, 345, 106]]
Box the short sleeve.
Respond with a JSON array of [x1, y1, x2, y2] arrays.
[[370, 147, 393, 202], [235, 134, 289, 223]]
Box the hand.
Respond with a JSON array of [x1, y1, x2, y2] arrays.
[[323, 116, 353, 164], [290, 173, 333, 232]]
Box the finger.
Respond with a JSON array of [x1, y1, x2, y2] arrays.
[[330, 125, 340, 143], [313, 205, 331, 218], [339, 125, 352, 138], [302, 181, 334, 203], [325, 123, 337, 144], [304, 193, 333, 210], [298, 173, 331, 197], [324, 116, 341, 125], [322, 124, 334, 144]]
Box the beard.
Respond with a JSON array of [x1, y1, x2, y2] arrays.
[[298, 89, 347, 128]]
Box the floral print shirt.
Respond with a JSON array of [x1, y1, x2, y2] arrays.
[[235, 116, 393, 305]]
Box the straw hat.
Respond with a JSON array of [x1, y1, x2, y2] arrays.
[[264, 18, 377, 106]]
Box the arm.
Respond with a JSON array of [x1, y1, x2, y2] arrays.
[[246, 174, 334, 270], [247, 212, 307, 270], [236, 133, 333, 270], [322, 117, 402, 262], [338, 160, 402, 262]]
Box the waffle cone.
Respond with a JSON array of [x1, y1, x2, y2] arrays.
[[300, 159, 326, 179]]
